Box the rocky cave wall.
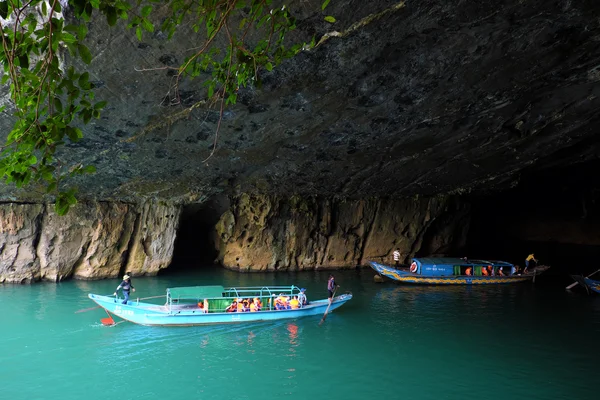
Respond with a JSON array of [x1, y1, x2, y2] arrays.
[[0, 201, 181, 283], [213, 193, 470, 271]]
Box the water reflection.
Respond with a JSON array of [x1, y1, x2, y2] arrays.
[[287, 323, 298, 346]]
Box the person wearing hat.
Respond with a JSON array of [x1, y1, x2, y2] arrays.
[[113, 274, 135, 304], [298, 288, 307, 307]]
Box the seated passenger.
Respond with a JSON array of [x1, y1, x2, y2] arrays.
[[250, 299, 258, 312], [482, 267, 489, 276], [498, 267, 505, 276], [226, 300, 237, 312], [197, 300, 208, 313], [275, 294, 287, 310], [487, 266, 493, 276], [510, 265, 517, 275], [253, 297, 262, 311], [298, 289, 307, 306], [289, 296, 300, 309], [465, 267, 472, 276], [237, 298, 249, 312]]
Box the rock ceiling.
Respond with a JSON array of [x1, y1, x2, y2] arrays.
[[1, 0, 599, 203]]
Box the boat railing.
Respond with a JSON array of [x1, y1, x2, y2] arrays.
[[166, 286, 306, 313]]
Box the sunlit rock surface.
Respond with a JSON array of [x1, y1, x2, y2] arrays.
[[0, 201, 180, 283], [213, 194, 470, 271]]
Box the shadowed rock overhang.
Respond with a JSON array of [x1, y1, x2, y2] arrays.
[[1, 0, 599, 203]]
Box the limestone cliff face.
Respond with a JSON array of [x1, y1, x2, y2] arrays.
[[0, 204, 44, 283], [213, 194, 470, 271], [0, 201, 181, 283]]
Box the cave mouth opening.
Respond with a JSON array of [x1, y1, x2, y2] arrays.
[[164, 195, 230, 272], [464, 159, 600, 280]]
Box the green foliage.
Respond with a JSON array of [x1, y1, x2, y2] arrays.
[[157, 0, 317, 108], [0, 0, 332, 214], [0, 0, 119, 214]]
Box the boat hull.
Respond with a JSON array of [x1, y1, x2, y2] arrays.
[[89, 293, 352, 326], [369, 261, 548, 285], [584, 278, 600, 294]]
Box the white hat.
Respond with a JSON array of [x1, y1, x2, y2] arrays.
[[123, 275, 130, 280]]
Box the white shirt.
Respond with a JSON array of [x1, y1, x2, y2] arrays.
[[393, 251, 400, 261]]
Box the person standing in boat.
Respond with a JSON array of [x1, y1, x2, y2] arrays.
[[524, 253, 538, 273], [327, 274, 339, 303], [393, 249, 401, 267], [113, 274, 135, 305], [298, 288, 307, 306]]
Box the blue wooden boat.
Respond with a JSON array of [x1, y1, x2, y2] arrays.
[[584, 278, 600, 294], [88, 285, 352, 326], [369, 257, 550, 285], [570, 275, 600, 294]]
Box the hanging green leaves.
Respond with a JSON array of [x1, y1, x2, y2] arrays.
[[0, 0, 332, 214]]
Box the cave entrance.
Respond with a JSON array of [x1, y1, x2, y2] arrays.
[[166, 195, 230, 271]]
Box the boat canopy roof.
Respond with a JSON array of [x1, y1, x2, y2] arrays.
[[167, 285, 225, 300], [414, 257, 514, 267]]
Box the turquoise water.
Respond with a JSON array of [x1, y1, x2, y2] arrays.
[[1, 267, 598, 400]]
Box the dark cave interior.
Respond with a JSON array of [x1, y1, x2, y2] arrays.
[[466, 159, 600, 279], [167, 194, 230, 272]]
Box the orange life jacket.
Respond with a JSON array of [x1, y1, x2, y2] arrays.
[[289, 298, 300, 309]]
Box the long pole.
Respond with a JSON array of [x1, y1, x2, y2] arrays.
[[319, 287, 338, 325], [74, 305, 100, 314], [566, 269, 600, 290]]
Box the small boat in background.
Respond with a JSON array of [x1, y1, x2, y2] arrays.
[[369, 257, 550, 285], [88, 285, 352, 326], [569, 275, 600, 294]]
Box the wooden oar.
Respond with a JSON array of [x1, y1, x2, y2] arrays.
[[566, 269, 600, 290], [319, 287, 338, 326], [101, 309, 115, 326], [74, 305, 101, 314], [76, 293, 120, 313]]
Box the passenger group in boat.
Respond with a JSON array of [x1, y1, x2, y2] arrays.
[[224, 295, 285, 313]]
